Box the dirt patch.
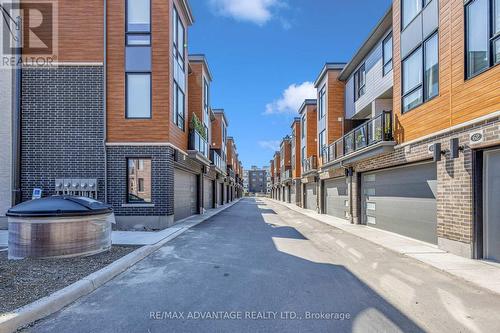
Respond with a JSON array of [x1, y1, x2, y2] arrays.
[[0, 246, 138, 314]]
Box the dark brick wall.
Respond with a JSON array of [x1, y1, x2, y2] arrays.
[[107, 145, 174, 216], [20, 66, 105, 202]]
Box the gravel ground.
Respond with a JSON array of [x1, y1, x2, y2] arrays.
[[0, 246, 138, 314]]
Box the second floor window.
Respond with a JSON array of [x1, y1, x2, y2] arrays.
[[319, 130, 326, 153], [383, 33, 393, 76], [174, 82, 185, 129], [126, 73, 151, 118], [301, 146, 306, 165], [318, 86, 326, 119], [465, 0, 500, 79], [354, 64, 366, 101], [402, 32, 439, 113]]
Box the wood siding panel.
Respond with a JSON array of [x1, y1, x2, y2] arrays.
[[58, 0, 104, 62], [306, 106, 318, 158], [188, 63, 203, 128], [292, 121, 301, 179], [107, 0, 172, 143], [393, 0, 500, 143], [211, 114, 222, 150]]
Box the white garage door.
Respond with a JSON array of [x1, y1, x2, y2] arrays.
[[304, 183, 317, 211], [174, 169, 198, 222], [324, 177, 348, 220], [361, 162, 437, 244], [203, 178, 214, 210]]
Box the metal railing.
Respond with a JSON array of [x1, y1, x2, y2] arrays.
[[227, 168, 235, 179], [210, 150, 225, 171], [189, 129, 209, 157], [322, 111, 393, 164], [302, 155, 317, 173]]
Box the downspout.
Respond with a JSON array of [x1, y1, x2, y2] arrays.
[[12, 13, 22, 205], [103, 0, 108, 202]]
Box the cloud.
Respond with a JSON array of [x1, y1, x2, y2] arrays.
[[258, 140, 281, 151], [264, 81, 316, 115], [209, 0, 285, 26]]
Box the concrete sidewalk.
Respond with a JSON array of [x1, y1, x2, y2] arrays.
[[268, 198, 500, 295], [0, 200, 241, 248]]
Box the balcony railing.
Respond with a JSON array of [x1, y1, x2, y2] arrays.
[[281, 169, 292, 181], [189, 129, 209, 157], [210, 150, 226, 171], [302, 155, 317, 173], [322, 111, 393, 164], [227, 168, 235, 179]]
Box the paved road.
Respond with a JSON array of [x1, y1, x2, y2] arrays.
[[25, 198, 500, 333]]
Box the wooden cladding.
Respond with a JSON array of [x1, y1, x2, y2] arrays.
[[57, 0, 104, 62], [306, 105, 318, 159], [393, 0, 500, 143], [292, 121, 301, 179]]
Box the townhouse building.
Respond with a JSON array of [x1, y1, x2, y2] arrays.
[[272, 152, 281, 200], [279, 136, 292, 202], [299, 100, 319, 211], [290, 118, 302, 206], [313, 63, 347, 217], [10, 0, 242, 230], [269, 159, 275, 197]]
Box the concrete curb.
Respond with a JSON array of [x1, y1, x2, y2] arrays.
[[0, 199, 241, 333]]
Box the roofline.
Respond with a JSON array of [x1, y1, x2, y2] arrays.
[[188, 54, 213, 81], [290, 117, 301, 128], [298, 99, 317, 114], [339, 6, 393, 81], [179, 0, 195, 26], [213, 109, 229, 126], [314, 63, 347, 87]]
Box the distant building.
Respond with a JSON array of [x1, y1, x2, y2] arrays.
[[248, 166, 267, 194]]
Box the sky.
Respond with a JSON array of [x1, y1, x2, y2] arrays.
[[188, 0, 391, 169]]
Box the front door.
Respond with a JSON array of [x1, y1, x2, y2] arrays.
[[483, 148, 500, 262]]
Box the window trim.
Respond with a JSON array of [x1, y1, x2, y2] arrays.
[[401, 31, 439, 114], [354, 63, 366, 102], [464, 0, 500, 80], [173, 5, 186, 71], [318, 85, 326, 119], [126, 157, 152, 204], [382, 32, 393, 76], [125, 72, 152, 119], [173, 81, 185, 130], [401, 0, 434, 31], [125, 0, 151, 46]]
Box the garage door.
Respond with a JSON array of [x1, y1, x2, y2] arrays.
[[217, 182, 223, 206], [361, 162, 437, 244], [483, 148, 500, 262], [290, 184, 296, 204], [324, 177, 348, 219], [304, 183, 317, 211], [203, 178, 214, 210], [174, 169, 198, 222]]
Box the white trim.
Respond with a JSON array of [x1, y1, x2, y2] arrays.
[[396, 111, 500, 148], [106, 142, 188, 156], [121, 203, 155, 208]]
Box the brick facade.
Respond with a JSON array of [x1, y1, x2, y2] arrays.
[[20, 66, 105, 202]]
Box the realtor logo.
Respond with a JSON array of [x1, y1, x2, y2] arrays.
[[1, 0, 58, 68]]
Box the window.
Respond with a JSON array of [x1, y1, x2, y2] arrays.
[[319, 130, 326, 153], [465, 0, 500, 78], [127, 0, 150, 33], [301, 146, 306, 165], [173, 82, 185, 129], [173, 6, 185, 71], [127, 158, 151, 203], [301, 115, 306, 138], [383, 33, 393, 75], [402, 0, 421, 28], [424, 34, 439, 100], [354, 64, 366, 101], [318, 86, 326, 119], [402, 32, 439, 113], [126, 74, 151, 118], [204, 79, 209, 119]]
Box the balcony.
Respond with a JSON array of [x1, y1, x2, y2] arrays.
[[188, 129, 210, 164], [227, 167, 235, 180], [322, 111, 394, 165], [281, 168, 292, 182], [302, 155, 317, 174], [210, 150, 226, 174]]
